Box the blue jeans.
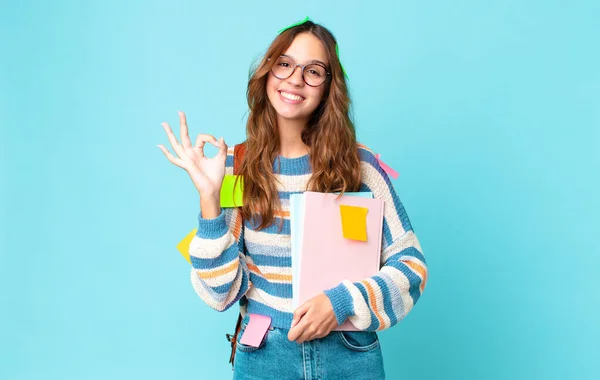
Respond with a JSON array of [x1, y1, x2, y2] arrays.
[[233, 314, 385, 379]]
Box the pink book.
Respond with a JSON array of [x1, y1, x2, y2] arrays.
[[298, 191, 384, 331]]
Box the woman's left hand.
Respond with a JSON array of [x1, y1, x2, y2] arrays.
[[288, 293, 339, 343]]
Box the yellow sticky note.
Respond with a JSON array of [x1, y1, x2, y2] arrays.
[[339, 205, 369, 241], [176, 228, 197, 264], [220, 175, 244, 208]]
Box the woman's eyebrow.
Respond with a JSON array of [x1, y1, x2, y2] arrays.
[[281, 53, 328, 67]]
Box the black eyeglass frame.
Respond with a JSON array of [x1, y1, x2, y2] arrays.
[[267, 56, 331, 87]]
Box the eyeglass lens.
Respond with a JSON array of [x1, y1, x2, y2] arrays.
[[271, 56, 327, 86]]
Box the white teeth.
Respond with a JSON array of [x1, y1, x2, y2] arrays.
[[280, 91, 304, 101]]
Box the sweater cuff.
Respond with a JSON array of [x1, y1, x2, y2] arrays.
[[324, 282, 355, 326], [196, 209, 228, 239]]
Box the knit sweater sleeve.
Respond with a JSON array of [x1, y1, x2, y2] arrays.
[[323, 146, 428, 331], [188, 146, 250, 312]]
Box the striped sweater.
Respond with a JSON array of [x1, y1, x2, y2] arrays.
[[189, 144, 428, 331]]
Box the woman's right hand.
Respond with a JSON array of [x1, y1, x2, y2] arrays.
[[157, 111, 228, 197]]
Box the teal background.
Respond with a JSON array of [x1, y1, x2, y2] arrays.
[[2, 0, 599, 379]]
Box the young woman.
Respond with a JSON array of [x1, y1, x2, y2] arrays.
[[158, 20, 428, 380]]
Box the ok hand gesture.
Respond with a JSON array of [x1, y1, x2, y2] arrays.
[[157, 111, 228, 197]]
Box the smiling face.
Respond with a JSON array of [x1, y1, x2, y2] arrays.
[[266, 32, 329, 125]]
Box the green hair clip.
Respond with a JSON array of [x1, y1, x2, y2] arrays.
[[277, 16, 311, 34], [277, 16, 349, 80], [336, 43, 349, 80]]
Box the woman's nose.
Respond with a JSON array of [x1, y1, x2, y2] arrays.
[[287, 65, 305, 86]]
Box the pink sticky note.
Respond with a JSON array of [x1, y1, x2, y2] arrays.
[[239, 314, 271, 347], [375, 154, 399, 179]]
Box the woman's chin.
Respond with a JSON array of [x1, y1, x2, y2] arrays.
[[275, 110, 307, 122], [275, 105, 314, 122]]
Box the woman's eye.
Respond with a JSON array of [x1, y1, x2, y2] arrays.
[[308, 70, 321, 77], [279, 62, 290, 67]]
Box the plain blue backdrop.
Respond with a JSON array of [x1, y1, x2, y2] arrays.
[[2, 1, 599, 379]]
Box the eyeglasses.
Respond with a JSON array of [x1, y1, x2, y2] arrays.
[[268, 55, 330, 87]]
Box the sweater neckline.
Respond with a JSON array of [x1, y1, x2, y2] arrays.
[[273, 153, 311, 174], [277, 153, 309, 161]]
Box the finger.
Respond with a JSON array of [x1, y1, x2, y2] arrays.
[[292, 302, 311, 327], [217, 137, 228, 158], [288, 318, 308, 342], [194, 134, 219, 159], [290, 317, 299, 329], [156, 144, 184, 168], [315, 324, 334, 340], [194, 133, 218, 150], [161, 122, 185, 158], [179, 111, 193, 150], [287, 324, 301, 342], [296, 324, 316, 344], [194, 135, 206, 158]]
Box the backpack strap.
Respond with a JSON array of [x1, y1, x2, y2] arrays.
[[233, 143, 246, 176], [227, 142, 246, 369], [227, 313, 244, 369]]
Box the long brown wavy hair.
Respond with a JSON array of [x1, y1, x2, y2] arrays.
[[239, 21, 362, 230]]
